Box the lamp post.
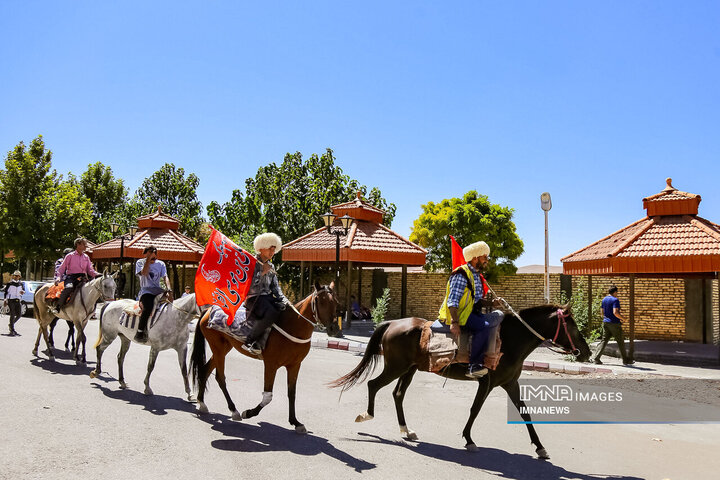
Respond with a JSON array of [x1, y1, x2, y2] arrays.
[[321, 212, 354, 328], [110, 222, 138, 296], [540, 192, 552, 303]]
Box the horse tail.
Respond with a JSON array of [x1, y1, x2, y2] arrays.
[[93, 303, 110, 349], [328, 320, 391, 393], [189, 316, 207, 390]]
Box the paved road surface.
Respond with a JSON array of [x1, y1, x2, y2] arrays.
[[1, 314, 719, 480]]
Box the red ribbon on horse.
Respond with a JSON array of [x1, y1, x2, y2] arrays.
[[195, 227, 256, 325]]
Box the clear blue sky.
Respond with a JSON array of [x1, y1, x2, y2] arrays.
[[2, 1, 719, 266]]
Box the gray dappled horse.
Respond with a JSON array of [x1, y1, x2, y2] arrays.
[[89, 293, 202, 401], [32, 272, 117, 363]]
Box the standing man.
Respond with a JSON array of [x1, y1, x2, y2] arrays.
[[241, 233, 290, 355], [53, 238, 98, 314], [438, 241, 505, 378], [4, 270, 25, 336], [592, 285, 634, 365], [134, 246, 170, 343]]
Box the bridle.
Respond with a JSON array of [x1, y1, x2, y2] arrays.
[[274, 287, 337, 343]]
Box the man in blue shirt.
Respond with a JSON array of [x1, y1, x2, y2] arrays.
[[591, 285, 634, 365], [134, 245, 170, 343]]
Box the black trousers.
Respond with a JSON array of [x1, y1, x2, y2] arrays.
[[245, 295, 284, 343], [138, 293, 156, 332], [8, 299, 21, 331], [57, 273, 86, 307]]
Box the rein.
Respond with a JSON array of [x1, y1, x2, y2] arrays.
[[274, 289, 334, 344]]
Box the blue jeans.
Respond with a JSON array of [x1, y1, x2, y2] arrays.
[[464, 310, 505, 365]]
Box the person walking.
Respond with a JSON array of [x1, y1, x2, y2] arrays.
[[3, 270, 25, 336], [592, 285, 634, 365]]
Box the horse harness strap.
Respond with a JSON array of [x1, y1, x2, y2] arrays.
[[272, 323, 312, 344]]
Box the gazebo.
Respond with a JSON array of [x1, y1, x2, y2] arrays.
[[88, 206, 204, 297], [282, 193, 427, 322], [562, 178, 720, 356]]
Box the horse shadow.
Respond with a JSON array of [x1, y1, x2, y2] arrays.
[[196, 413, 376, 473], [90, 381, 197, 416], [29, 353, 95, 376], [351, 432, 643, 480]]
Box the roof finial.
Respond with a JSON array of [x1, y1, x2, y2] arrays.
[[663, 178, 675, 192], [157, 204, 163, 213], [356, 191, 362, 200]]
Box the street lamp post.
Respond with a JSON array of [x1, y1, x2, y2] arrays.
[[540, 192, 552, 303], [110, 222, 138, 296], [320, 212, 354, 327]]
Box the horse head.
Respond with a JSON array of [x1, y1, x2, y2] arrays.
[[550, 304, 591, 362], [312, 280, 340, 337], [95, 270, 117, 301]]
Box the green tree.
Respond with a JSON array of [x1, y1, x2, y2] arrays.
[[129, 163, 204, 238], [0, 136, 93, 262], [77, 162, 128, 242], [410, 190, 524, 281], [207, 148, 396, 285]]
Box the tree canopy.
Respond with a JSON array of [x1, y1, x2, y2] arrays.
[[409, 190, 524, 280], [77, 162, 128, 242]]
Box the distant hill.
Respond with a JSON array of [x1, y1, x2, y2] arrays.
[[516, 264, 563, 274]]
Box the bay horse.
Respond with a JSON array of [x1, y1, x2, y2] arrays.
[[32, 272, 117, 363], [89, 293, 202, 401], [330, 304, 591, 459], [190, 281, 339, 433]]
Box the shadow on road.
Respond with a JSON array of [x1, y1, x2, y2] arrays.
[[90, 382, 196, 416], [196, 413, 376, 473], [30, 353, 95, 376], [351, 432, 643, 480]]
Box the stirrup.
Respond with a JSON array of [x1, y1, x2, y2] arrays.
[[242, 342, 262, 355]]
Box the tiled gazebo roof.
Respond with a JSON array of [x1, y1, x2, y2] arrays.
[[88, 206, 204, 263], [562, 178, 720, 275], [282, 193, 427, 266]]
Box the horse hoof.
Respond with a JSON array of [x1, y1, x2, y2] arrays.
[[295, 425, 307, 434], [406, 431, 418, 441], [89, 370, 98, 379], [32, 349, 38, 357], [119, 382, 128, 390], [144, 387, 154, 396], [187, 395, 197, 403], [65, 348, 70, 353], [231, 411, 243, 421], [197, 402, 209, 414], [355, 412, 374, 423], [48, 356, 55, 362], [465, 443, 479, 452], [536, 448, 550, 460]]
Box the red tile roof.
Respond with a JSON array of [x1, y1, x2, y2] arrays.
[[330, 192, 385, 223], [562, 179, 720, 275], [137, 206, 181, 230]]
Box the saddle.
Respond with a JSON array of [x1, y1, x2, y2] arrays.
[[206, 305, 272, 352], [45, 278, 87, 307], [118, 293, 170, 334], [419, 320, 503, 373]]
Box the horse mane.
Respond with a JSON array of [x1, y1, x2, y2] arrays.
[[517, 304, 563, 319]]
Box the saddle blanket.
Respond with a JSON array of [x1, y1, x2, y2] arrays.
[[420, 320, 503, 373], [119, 303, 170, 333], [206, 306, 270, 349]]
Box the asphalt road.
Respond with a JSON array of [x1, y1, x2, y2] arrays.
[[2, 314, 719, 480]]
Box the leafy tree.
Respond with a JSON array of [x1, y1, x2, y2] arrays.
[[410, 190, 524, 281], [207, 148, 396, 286], [77, 162, 128, 242], [0, 136, 93, 262], [129, 163, 204, 238]]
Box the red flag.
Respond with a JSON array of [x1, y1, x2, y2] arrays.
[[195, 227, 257, 325], [449, 235, 489, 296]]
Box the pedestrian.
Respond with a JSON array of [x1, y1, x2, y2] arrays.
[[181, 286, 191, 297], [3, 270, 25, 336], [592, 285, 634, 365], [134, 245, 170, 343]]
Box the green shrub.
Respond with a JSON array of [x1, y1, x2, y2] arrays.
[[556, 277, 603, 342], [371, 288, 391, 325]]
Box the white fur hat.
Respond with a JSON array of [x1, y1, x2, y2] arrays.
[[463, 241, 490, 262], [12, 270, 21, 276], [253, 232, 282, 253]]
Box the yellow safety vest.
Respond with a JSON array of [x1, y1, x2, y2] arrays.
[[438, 264, 477, 326]]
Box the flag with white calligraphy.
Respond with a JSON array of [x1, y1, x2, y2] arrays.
[[195, 227, 256, 325]]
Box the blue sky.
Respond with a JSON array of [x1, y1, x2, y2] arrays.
[[2, 1, 719, 266]]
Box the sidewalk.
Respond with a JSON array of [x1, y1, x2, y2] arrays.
[[315, 320, 720, 380]]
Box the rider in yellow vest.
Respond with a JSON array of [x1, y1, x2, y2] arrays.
[[438, 241, 505, 378]]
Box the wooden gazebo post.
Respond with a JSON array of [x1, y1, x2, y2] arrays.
[[629, 273, 635, 360]]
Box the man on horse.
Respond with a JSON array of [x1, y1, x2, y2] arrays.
[[437, 241, 504, 378], [51, 238, 98, 315], [134, 245, 171, 343], [241, 232, 289, 355]]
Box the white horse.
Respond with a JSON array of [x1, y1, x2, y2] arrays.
[[33, 272, 117, 363], [89, 293, 202, 402]]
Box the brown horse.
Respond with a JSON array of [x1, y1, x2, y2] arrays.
[[330, 304, 591, 459], [190, 281, 339, 433]]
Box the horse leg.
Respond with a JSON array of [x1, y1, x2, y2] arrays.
[[356, 361, 408, 423], [48, 318, 57, 348], [242, 366, 278, 422], [462, 377, 492, 451], [285, 363, 306, 434], [177, 345, 195, 402], [90, 329, 115, 379], [143, 347, 160, 396], [40, 325, 54, 361], [117, 336, 132, 389], [503, 380, 549, 459], [196, 356, 216, 414], [78, 326, 87, 363], [65, 320, 75, 352], [211, 348, 242, 420], [393, 366, 418, 440], [33, 327, 42, 357]]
